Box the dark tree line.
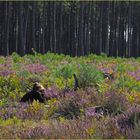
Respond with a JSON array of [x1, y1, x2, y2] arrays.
[[0, 1, 140, 57]]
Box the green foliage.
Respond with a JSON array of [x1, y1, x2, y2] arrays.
[[52, 63, 76, 88], [1, 52, 140, 139], [0, 98, 8, 107], [116, 63, 136, 73], [54, 64, 75, 79], [45, 98, 58, 119], [100, 52, 108, 58], [0, 56, 5, 64], [77, 63, 104, 88], [17, 70, 30, 78], [115, 76, 140, 91], [0, 76, 21, 98], [0, 116, 21, 127], [12, 52, 22, 63]]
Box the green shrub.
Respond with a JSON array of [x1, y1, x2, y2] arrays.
[[115, 76, 140, 92], [77, 63, 104, 89], [53, 63, 76, 88], [12, 52, 22, 63], [0, 76, 21, 97]]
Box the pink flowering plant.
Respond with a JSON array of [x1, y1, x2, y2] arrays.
[[1, 52, 140, 139]]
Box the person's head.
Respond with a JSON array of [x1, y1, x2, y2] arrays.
[[33, 82, 45, 93]]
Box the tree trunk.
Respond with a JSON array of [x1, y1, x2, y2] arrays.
[[4, 2, 10, 56]]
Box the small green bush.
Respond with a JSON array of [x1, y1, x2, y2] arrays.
[[53, 63, 76, 88], [77, 63, 104, 89], [115, 76, 140, 92]]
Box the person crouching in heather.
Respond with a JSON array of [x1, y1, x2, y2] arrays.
[[20, 82, 46, 103]]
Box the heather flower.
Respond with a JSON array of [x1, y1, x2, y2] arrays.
[[102, 92, 129, 116], [16, 102, 45, 120], [44, 87, 76, 99], [79, 98, 88, 105], [44, 87, 59, 99], [96, 62, 116, 74], [85, 106, 107, 118], [85, 107, 97, 117], [52, 94, 83, 119], [0, 103, 45, 120], [19, 118, 92, 139], [24, 63, 47, 74], [0, 62, 15, 76], [19, 125, 51, 139], [115, 105, 140, 130], [128, 70, 140, 81]]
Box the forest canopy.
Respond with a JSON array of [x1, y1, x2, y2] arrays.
[[0, 1, 140, 57]]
